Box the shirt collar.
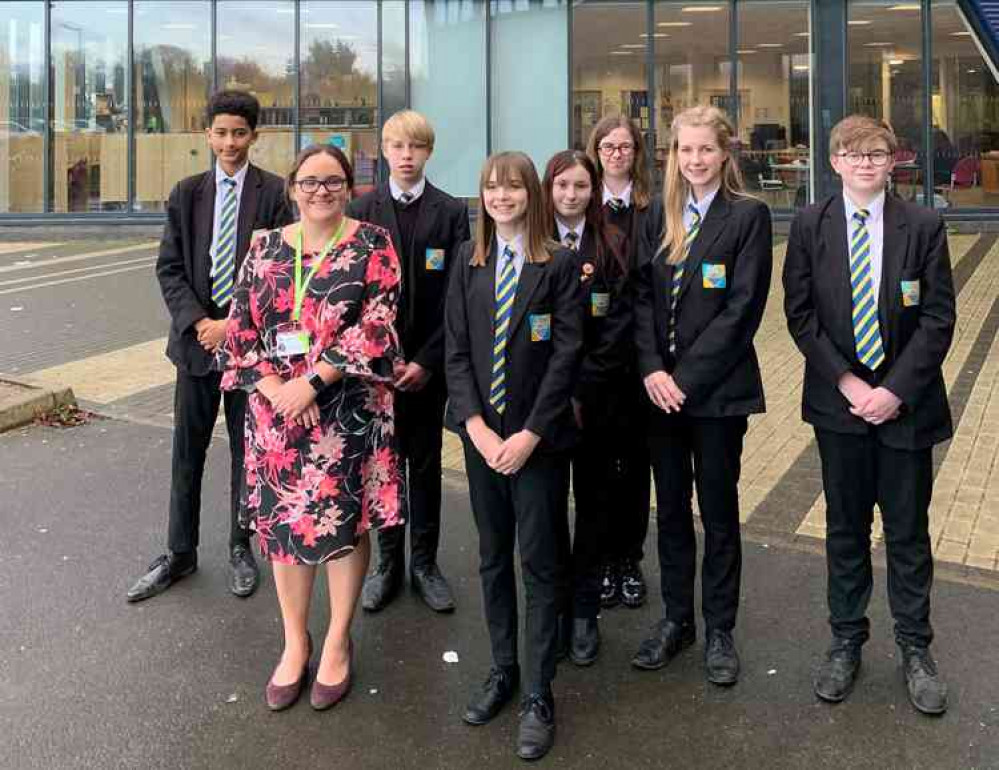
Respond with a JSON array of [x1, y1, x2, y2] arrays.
[[216, 161, 248, 188], [603, 182, 632, 207], [495, 232, 525, 261], [555, 217, 585, 245], [687, 185, 719, 221], [390, 176, 426, 203], [843, 190, 885, 223]]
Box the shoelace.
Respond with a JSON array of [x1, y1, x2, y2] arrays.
[[520, 694, 552, 720], [903, 647, 938, 677]]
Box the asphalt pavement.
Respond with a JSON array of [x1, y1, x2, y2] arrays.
[[1, 417, 997, 770]]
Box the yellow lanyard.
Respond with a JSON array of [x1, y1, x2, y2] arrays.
[[293, 220, 346, 321]]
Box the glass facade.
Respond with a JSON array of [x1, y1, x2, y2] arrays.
[[1, 0, 998, 218]]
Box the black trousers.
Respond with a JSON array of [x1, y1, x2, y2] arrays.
[[377, 383, 446, 570], [167, 370, 248, 554], [463, 438, 571, 693], [648, 414, 747, 632], [814, 428, 934, 647], [570, 421, 647, 618]]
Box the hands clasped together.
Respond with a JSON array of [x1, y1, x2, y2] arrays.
[[837, 372, 902, 425]]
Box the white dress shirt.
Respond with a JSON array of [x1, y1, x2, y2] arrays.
[[683, 185, 720, 231], [495, 232, 526, 285], [390, 176, 426, 204], [602, 182, 633, 207], [555, 218, 585, 249]]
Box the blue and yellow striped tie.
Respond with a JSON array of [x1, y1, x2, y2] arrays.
[[668, 203, 702, 354], [850, 209, 885, 370], [211, 177, 238, 307], [489, 246, 519, 414]]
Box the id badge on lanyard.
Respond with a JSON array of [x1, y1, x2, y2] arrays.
[[274, 221, 346, 359]]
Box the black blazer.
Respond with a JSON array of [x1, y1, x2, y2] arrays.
[[560, 226, 637, 431], [347, 181, 470, 375], [634, 193, 772, 417], [783, 193, 955, 449], [156, 164, 293, 376], [602, 197, 663, 271], [445, 240, 584, 453]]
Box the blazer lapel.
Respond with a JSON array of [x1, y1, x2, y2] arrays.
[[193, 170, 215, 294], [878, 195, 908, 354], [470, 246, 498, 390], [235, 165, 261, 269], [819, 195, 854, 350], [679, 195, 730, 300], [509, 260, 546, 339], [413, 183, 442, 255], [373, 183, 404, 258]]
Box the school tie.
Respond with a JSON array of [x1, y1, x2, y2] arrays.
[[563, 231, 579, 251], [489, 246, 519, 415], [850, 209, 885, 370], [211, 177, 238, 307], [608, 197, 626, 214], [668, 203, 702, 354], [399, 191, 414, 207]]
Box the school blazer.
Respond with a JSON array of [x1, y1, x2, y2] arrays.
[[783, 194, 955, 450], [444, 240, 584, 453], [156, 164, 293, 377], [633, 193, 772, 417], [603, 197, 664, 271], [562, 228, 637, 430], [347, 181, 470, 375]]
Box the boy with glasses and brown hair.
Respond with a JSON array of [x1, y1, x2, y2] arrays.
[[783, 115, 955, 715]]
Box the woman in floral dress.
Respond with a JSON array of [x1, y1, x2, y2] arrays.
[[221, 144, 406, 712]]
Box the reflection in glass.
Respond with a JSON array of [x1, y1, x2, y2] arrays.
[[572, 1, 647, 151], [736, 1, 811, 209], [0, 2, 45, 213], [409, 0, 486, 198], [134, 1, 211, 211], [848, 0, 927, 203], [491, 0, 568, 171], [300, 1, 378, 196], [381, 0, 408, 143], [52, 1, 129, 212], [930, 0, 999, 209], [652, 1, 731, 185], [217, 1, 295, 176]]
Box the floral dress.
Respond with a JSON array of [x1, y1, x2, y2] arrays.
[[220, 223, 406, 565]]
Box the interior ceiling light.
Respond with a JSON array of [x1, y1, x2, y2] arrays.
[[682, 5, 724, 11], [640, 33, 671, 38], [736, 49, 758, 54], [658, 22, 694, 27], [620, 43, 646, 48], [756, 43, 784, 48], [848, 20, 873, 25], [864, 41, 894, 46], [889, 58, 905, 65], [951, 31, 971, 36], [793, 32, 811, 37], [888, 4, 921, 10]]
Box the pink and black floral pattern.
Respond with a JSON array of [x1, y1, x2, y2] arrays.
[[221, 224, 406, 565]]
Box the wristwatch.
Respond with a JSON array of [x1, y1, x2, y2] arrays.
[[307, 371, 326, 394]]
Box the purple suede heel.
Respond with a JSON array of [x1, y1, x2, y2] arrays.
[[310, 637, 354, 711], [265, 632, 313, 712]]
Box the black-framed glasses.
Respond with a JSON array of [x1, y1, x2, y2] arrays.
[[598, 142, 635, 156], [837, 150, 892, 167], [294, 176, 347, 193]]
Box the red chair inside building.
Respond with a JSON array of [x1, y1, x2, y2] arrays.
[[942, 155, 980, 200]]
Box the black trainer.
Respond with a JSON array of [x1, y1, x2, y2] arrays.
[[619, 558, 647, 608], [599, 562, 620, 608]]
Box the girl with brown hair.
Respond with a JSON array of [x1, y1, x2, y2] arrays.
[[445, 151, 583, 761]]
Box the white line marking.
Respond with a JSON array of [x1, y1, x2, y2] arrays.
[[0, 256, 156, 288], [0, 241, 158, 275], [0, 262, 156, 295]]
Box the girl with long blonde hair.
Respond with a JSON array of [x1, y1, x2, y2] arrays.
[[631, 105, 773, 688]]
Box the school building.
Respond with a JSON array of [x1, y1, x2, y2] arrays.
[[3, 0, 999, 221]]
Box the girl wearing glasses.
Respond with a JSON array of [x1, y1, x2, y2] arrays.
[[445, 151, 582, 761], [220, 144, 406, 712], [584, 115, 657, 611], [632, 105, 771, 686], [540, 149, 631, 667]]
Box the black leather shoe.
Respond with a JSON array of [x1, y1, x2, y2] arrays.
[[600, 562, 620, 608], [704, 629, 740, 685], [126, 552, 197, 603], [899, 643, 948, 715], [410, 564, 456, 613], [463, 666, 519, 725], [619, 559, 647, 608], [569, 618, 600, 667], [229, 544, 259, 598], [361, 559, 403, 612], [517, 693, 556, 761], [631, 619, 695, 670], [814, 638, 862, 703]]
